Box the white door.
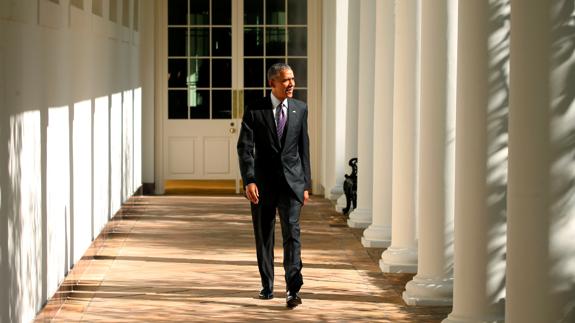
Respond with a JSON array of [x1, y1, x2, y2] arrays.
[[163, 0, 310, 192]]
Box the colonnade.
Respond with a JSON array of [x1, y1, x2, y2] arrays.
[[320, 1, 575, 322]]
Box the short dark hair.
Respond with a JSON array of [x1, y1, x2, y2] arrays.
[[267, 63, 293, 82]]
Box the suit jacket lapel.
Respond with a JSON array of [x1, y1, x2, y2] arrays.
[[284, 99, 297, 146], [262, 97, 280, 149]]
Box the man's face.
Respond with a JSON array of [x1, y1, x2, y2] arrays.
[[270, 68, 295, 101]]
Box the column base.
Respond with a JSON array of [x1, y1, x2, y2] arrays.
[[380, 246, 418, 273], [442, 313, 504, 323], [442, 300, 505, 323], [402, 275, 453, 306], [328, 184, 344, 201], [347, 208, 372, 229], [361, 224, 391, 248]]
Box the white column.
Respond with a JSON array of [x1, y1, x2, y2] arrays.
[[140, 0, 155, 188], [322, 0, 348, 201], [360, 0, 394, 248], [154, 0, 167, 194], [403, 0, 456, 306], [507, 2, 575, 323], [336, 0, 360, 213], [347, 0, 375, 229], [379, 0, 419, 273], [442, 1, 508, 322]]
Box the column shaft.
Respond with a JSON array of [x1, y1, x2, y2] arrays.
[[403, 0, 456, 306], [507, 1, 575, 322], [336, 0, 360, 212], [379, 0, 419, 273], [347, 0, 375, 229], [322, 0, 347, 200], [443, 1, 508, 322], [361, 0, 394, 248]]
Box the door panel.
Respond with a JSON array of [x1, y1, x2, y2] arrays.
[[165, 120, 236, 179], [168, 137, 196, 174], [204, 137, 230, 175]]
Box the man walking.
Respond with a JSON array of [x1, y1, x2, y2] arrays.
[[237, 63, 311, 309]]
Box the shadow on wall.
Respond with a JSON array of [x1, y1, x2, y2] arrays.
[[3, 111, 43, 323], [550, 1, 575, 321], [0, 88, 142, 323], [0, 30, 3, 318], [486, 0, 510, 309]]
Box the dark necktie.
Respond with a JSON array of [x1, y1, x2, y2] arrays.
[[276, 104, 286, 140]]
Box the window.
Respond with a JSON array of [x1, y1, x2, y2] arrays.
[[167, 0, 233, 119], [166, 0, 308, 119]]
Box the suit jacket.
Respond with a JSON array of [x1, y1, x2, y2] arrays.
[[237, 96, 311, 204]]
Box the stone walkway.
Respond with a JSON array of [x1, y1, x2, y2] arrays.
[[35, 195, 451, 322]]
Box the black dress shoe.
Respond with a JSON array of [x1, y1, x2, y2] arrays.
[[259, 289, 274, 300], [286, 291, 302, 308]]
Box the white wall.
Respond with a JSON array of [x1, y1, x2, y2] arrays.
[[0, 0, 152, 321]]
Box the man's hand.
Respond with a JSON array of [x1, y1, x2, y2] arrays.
[[245, 183, 259, 204], [303, 190, 310, 206]]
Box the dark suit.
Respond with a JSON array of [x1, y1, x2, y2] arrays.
[[237, 96, 311, 295]]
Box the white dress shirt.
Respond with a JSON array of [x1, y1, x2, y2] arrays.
[[270, 92, 288, 127]]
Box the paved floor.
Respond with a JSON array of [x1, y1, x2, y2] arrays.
[[35, 195, 451, 322]]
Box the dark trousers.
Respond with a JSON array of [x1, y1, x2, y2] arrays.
[[251, 181, 303, 294]]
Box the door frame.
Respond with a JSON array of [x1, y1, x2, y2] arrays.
[[154, 0, 323, 195]]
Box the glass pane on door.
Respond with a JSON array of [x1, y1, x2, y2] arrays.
[[244, 27, 264, 56], [169, 90, 188, 119], [168, 0, 187, 25], [266, 28, 286, 56], [244, 0, 263, 25], [189, 28, 209, 56], [189, 59, 210, 88], [189, 0, 209, 25], [168, 59, 187, 88], [288, 27, 306, 56], [212, 28, 232, 56], [212, 59, 232, 88], [288, 0, 306, 25], [189, 90, 210, 119], [212, 0, 231, 25], [168, 28, 187, 56], [212, 90, 232, 119], [244, 58, 264, 87], [288, 58, 307, 87], [266, 0, 285, 25]]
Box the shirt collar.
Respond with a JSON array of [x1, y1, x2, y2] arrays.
[[270, 92, 288, 110]]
